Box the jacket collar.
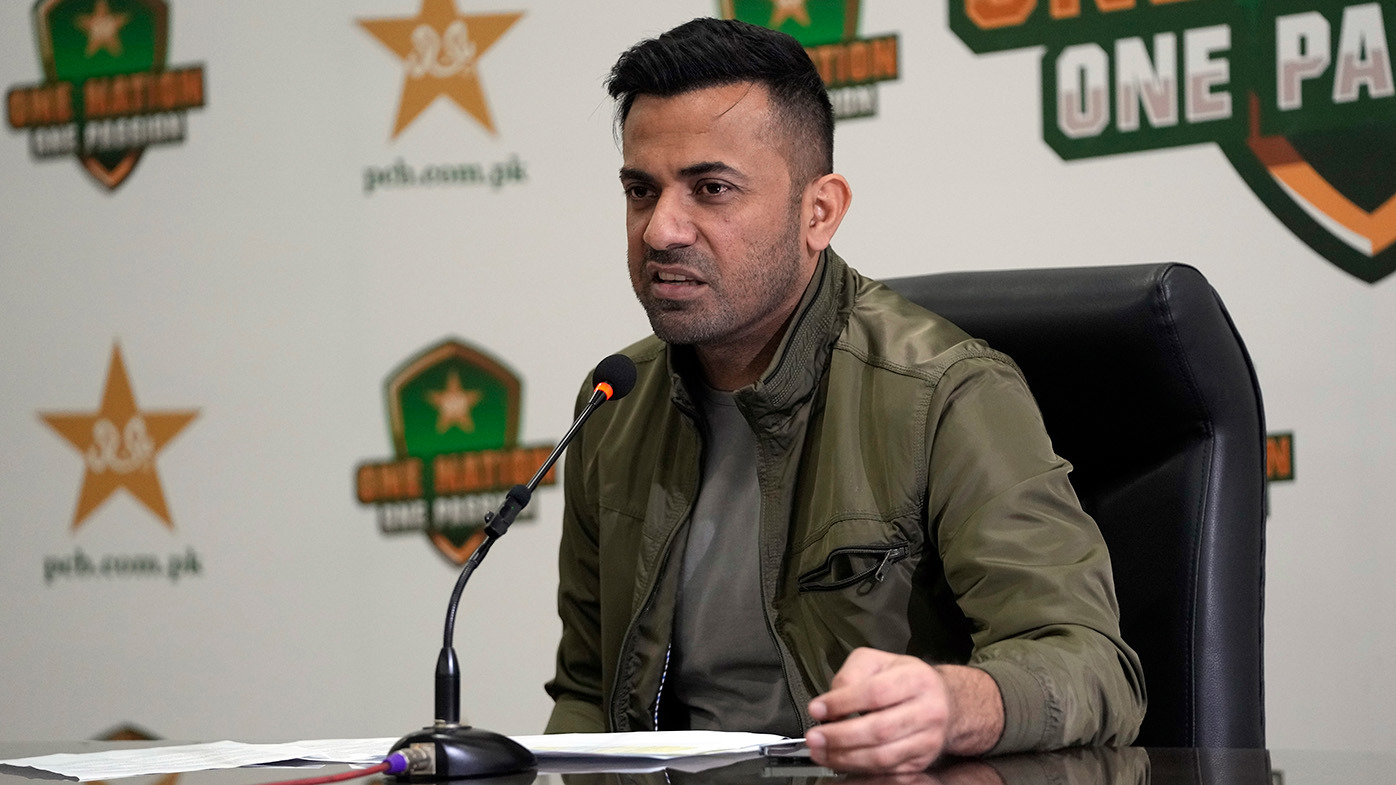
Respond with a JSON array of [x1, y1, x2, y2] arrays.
[[666, 248, 852, 421]]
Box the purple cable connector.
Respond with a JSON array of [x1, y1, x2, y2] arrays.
[[383, 753, 411, 776]]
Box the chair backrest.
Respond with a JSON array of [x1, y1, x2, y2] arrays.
[[885, 263, 1267, 749]]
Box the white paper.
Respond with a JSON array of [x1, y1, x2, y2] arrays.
[[0, 732, 789, 781], [277, 738, 398, 764], [535, 752, 760, 775], [0, 741, 333, 781], [512, 731, 788, 759]]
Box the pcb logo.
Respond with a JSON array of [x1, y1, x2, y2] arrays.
[[951, 0, 1396, 283], [5, 0, 205, 191], [719, 0, 900, 120], [355, 339, 556, 564]]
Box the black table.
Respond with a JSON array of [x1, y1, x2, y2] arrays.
[[0, 743, 1377, 785]]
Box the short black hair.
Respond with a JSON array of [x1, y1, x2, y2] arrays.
[[606, 17, 834, 187]]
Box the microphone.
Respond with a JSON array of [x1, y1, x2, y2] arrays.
[[590, 353, 638, 405], [388, 354, 637, 781]]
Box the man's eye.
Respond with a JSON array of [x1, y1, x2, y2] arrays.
[[699, 182, 730, 196], [624, 184, 653, 200]]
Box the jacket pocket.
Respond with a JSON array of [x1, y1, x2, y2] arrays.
[[797, 542, 910, 592]]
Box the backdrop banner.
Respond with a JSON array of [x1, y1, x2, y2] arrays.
[[1, 0, 1390, 753]]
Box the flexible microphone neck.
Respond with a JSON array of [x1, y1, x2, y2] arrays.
[[432, 355, 636, 727], [392, 354, 636, 780]]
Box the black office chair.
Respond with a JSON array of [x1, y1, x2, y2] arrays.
[[885, 263, 1267, 749]]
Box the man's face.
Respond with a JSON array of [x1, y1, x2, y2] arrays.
[[620, 82, 813, 354]]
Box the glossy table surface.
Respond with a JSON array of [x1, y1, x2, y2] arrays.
[[0, 743, 1382, 785]]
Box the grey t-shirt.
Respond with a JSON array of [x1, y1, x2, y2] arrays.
[[667, 385, 803, 736]]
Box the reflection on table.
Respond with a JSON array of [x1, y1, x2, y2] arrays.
[[0, 744, 1372, 785]]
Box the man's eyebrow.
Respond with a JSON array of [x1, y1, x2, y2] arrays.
[[618, 162, 743, 182], [679, 161, 741, 179]]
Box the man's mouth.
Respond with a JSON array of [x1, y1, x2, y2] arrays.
[[647, 267, 708, 300]]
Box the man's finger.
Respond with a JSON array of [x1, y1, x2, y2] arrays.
[[810, 727, 945, 774], [808, 698, 940, 751], [813, 656, 943, 721], [813, 672, 913, 720], [828, 646, 897, 689]]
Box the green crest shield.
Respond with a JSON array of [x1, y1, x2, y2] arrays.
[[950, 0, 1396, 283], [386, 340, 521, 460], [719, 0, 898, 118], [721, 0, 856, 47], [375, 339, 534, 564], [1220, 113, 1396, 284], [33, 0, 167, 188]]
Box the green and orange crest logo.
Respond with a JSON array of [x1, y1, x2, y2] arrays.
[[952, 0, 1396, 283], [356, 339, 556, 564], [720, 0, 900, 119], [5, 0, 206, 190]]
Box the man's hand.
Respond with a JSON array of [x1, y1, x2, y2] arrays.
[[804, 648, 1004, 773]]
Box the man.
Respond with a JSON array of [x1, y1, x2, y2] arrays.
[[545, 18, 1145, 773]]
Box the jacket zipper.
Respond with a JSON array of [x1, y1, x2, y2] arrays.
[[797, 543, 911, 592], [752, 437, 811, 734], [612, 407, 700, 732], [651, 402, 700, 730], [652, 642, 672, 730], [874, 544, 909, 582], [610, 526, 685, 731], [762, 579, 807, 732]]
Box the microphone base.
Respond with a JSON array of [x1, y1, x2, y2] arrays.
[[390, 724, 538, 781]]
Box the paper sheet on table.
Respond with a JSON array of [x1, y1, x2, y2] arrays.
[[0, 738, 398, 781], [534, 751, 763, 775], [0, 732, 791, 781], [273, 738, 397, 763], [512, 731, 789, 759]]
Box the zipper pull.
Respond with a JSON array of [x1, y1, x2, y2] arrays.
[[874, 546, 907, 582]]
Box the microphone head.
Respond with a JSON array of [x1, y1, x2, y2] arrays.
[[592, 354, 638, 401]]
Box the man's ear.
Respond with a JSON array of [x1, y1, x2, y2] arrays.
[[804, 173, 852, 254]]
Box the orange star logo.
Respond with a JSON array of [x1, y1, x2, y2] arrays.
[[358, 0, 523, 137], [76, 0, 132, 58], [769, 0, 812, 28], [427, 369, 484, 434], [39, 343, 198, 530]]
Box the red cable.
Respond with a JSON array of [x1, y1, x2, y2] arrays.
[[252, 761, 392, 785]]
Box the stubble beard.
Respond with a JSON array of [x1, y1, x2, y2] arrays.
[[633, 217, 806, 348]]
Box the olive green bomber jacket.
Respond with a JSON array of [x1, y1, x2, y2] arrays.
[[545, 250, 1146, 753]]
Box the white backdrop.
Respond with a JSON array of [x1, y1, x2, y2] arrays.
[[1, 0, 1392, 753]]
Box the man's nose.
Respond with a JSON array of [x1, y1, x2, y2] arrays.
[[642, 192, 696, 250]]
